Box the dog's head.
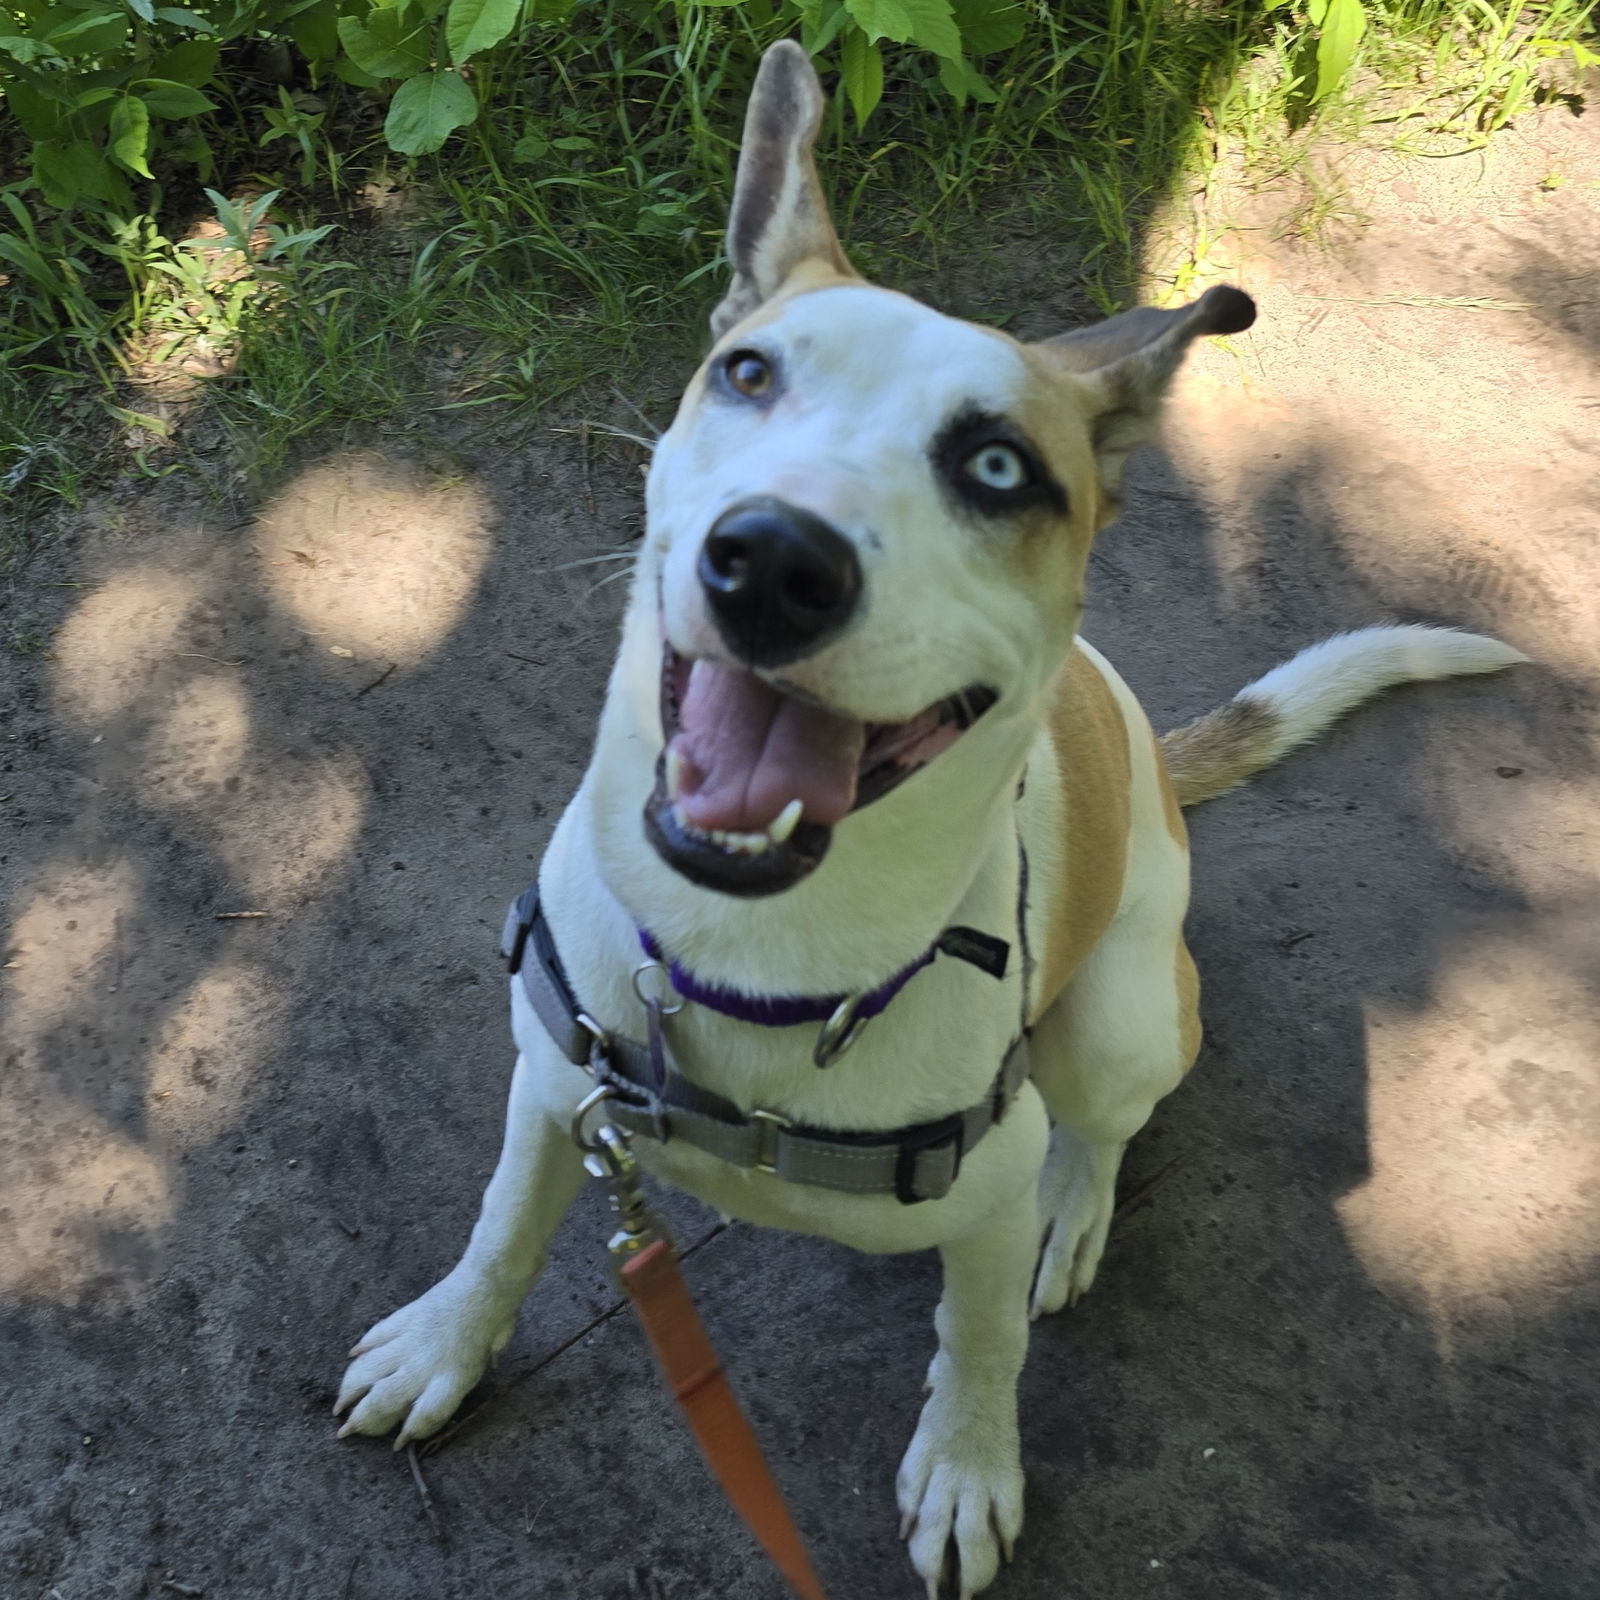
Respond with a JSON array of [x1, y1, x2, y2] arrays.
[[642, 41, 1252, 898]]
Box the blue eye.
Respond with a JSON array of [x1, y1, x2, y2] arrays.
[[962, 443, 1030, 491]]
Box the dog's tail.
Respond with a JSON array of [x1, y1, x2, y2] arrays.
[[1159, 624, 1528, 808]]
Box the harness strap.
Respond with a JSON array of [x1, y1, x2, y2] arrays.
[[503, 886, 1031, 1204], [621, 1239, 829, 1600]]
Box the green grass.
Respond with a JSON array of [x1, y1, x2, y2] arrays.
[[1, 0, 1595, 548]]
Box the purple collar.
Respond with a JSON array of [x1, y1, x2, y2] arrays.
[[636, 924, 1009, 1029]]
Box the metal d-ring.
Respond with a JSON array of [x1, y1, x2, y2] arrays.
[[631, 960, 684, 1016], [570, 1083, 619, 1152], [813, 993, 869, 1069]]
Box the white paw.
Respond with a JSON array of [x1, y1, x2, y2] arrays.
[[896, 1394, 1023, 1600], [333, 1273, 516, 1448], [1031, 1180, 1114, 1319]]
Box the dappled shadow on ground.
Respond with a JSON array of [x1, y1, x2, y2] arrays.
[[2, 95, 1599, 1600]]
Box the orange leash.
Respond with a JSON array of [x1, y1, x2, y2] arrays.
[[622, 1240, 830, 1600], [575, 1097, 829, 1600]]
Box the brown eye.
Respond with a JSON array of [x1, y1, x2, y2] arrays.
[[724, 350, 772, 397]]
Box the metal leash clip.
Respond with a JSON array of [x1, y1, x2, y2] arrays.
[[571, 1085, 671, 1282]]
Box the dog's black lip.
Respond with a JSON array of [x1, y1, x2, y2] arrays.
[[644, 761, 832, 898]]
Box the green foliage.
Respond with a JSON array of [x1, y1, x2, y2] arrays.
[[1265, 0, 1371, 104], [3, 0, 1596, 511]]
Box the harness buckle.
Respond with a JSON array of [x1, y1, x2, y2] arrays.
[[749, 1108, 791, 1175], [894, 1113, 966, 1205], [813, 994, 869, 1069]]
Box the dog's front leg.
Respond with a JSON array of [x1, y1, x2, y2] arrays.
[[897, 1186, 1036, 1599], [334, 1045, 586, 1447]]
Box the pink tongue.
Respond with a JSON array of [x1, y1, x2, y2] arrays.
[[670, 659, 865, 831]]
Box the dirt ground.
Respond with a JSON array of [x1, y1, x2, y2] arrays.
[[3, 96, 1598, 1600]]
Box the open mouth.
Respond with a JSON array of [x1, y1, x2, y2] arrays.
[[644, 643, 997, 896]]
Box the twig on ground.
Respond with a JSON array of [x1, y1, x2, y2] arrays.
[[606, 385, 662, 444], [214, 911, 271, 920], [504, 650, 540, 666], [356, 663, 396, 697], [407, 1443, 446, 1545], [162, 1581, 205, 1597], [1114, 1155, 1184, 1221], [342, 1554, 361, 1600], [177, 652, 247, 666], [424, 1222, 728, 1457]]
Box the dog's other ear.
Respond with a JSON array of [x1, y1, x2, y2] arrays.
[[710, 40, 853, 341], [1038, 284, 1255, 500]]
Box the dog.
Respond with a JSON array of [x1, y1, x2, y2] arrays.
[[334, 41, 1525, 1597]]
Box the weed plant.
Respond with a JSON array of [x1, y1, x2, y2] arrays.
[[0, 0, 1594, 540]]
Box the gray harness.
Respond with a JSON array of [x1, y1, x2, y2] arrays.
[[503, 886, 1031, 1205]]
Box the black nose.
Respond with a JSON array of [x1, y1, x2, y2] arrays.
[[698, 497, 862, 667]]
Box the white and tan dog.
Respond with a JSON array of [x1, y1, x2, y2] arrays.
[[335, 42, 1524, 1597]]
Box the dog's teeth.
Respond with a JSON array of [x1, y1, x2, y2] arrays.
[[709, 828, 728, 847], [665, 746, 685, 801], [725, 829, 772, 856], [768, 798, 803, 845]]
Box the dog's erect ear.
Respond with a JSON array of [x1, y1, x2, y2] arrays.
[[710, 40, 853, 341], [1037, 285, 1256, 499]]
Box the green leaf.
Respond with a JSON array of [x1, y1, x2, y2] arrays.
[[109, 92, 153, 176], [150, 37, 219, 83], [511, 131, 548, 163], [331, 54, 382, 86], [125, 0, 155, 22], [843, 0, 960, 59], [40, 6, 130, 54], [33, 138, 124, 206], [180, 129, 216, 180], [799, 0, 849, 56], [839, 23, 883, 124], [136, 76, 216, 115], [383, 67, 477, 154], [936, 49, 995, 105], [1312, 0, 1365, 101], [154, 6, 214, 24], [445, 0, 518, 63], [951, 0, 1025, 56], [289, 1, 338, 61], [337, 7, 430, 77], [107, 91, 153, 177], [4, 81, 66, 139], [0, 30, 56, 60]]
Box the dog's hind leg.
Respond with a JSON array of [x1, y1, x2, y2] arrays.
[[1028, 696, 1201, 1317], [333, 1037, 586, 1446], [897, 1185, 1036, 1599]]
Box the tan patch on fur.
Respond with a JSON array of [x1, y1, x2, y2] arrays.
[[1151, 727, 1188, 848], [1009, 357, 1107, 562], [1033, 648, 1132, 1014], [1175, 940, 1202, 1071], [1159, 693, 1280, 807]]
